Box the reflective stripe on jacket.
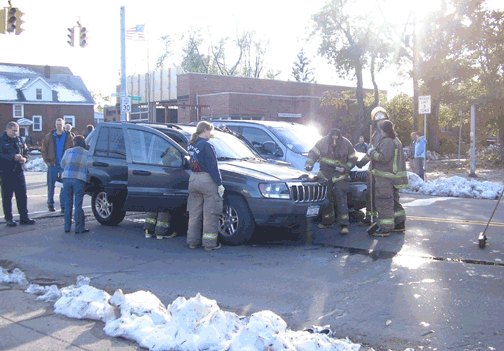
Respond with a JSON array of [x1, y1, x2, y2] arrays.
[[371, 137, 409, 189], [305, 135, 357, 183]]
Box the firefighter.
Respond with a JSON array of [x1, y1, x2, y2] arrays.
[[305, 128, 358, 235], [366, 120, 408, 236], [143, 146, 183, 240], [357, 106, 390, 225], [186, 121, 224, 251]]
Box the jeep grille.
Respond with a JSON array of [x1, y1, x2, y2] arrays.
[[287, 182, 328, 203]]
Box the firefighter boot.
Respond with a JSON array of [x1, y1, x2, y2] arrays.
[[340, 225, 349, 235], [145, 229, 154, 239], [391, 221, 406, 232]]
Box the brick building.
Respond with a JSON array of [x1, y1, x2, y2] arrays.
[[0, 63, 95, 147], [107, 71, 376, 128]]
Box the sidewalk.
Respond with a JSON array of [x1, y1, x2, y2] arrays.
[[0, 284, 139, 351]]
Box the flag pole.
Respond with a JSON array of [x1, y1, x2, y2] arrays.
[[120, 6, 127, 122], [146, 24, 151, 122]]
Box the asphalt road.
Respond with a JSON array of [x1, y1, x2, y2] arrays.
[[1, 173, 504, 350]]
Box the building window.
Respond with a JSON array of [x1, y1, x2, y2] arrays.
[[13, 104, 24, 118], [32, 116, 42, 131], [63, 115, 75, 127], [36, 89, 42, 100]]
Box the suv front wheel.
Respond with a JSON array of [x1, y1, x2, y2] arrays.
[[219, 195, 255, 245], [92, 190, 126, 226]]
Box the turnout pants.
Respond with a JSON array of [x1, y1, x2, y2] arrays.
[[144, 212, 172, 236], [186, 172, 223, 248], [321, 179, 350, 226], [1, 171, 29, 222], [374, 177, 406, 231]]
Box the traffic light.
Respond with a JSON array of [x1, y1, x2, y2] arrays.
[[14, 8, 23, 35], [79, 26, 87, 47], [67, 27, 75, 46], [6, 7, 16, 33], [0, 9, 6, 34]]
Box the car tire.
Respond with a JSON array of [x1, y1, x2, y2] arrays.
[[218, 195, 255, 245], [91, 190, 126, 226]]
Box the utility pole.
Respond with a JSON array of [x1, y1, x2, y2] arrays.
[[120, 6, 127, 122], [469, 104, 477, 177]]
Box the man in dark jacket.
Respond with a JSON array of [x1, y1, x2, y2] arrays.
[[41, 118, 74, 212], [0, 122, 35, 227], [354, 136, 369, 153]]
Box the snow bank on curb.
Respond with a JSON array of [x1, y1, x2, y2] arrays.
[[403, 172, 503, 199], [6, 271, 363, 351], [24, 157, 48, 172], [0, 267, 28, 285]]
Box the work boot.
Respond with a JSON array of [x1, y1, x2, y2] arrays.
[[358, 217, 372, 226], [189, 244, 198, 249], [340, 225, 349, 235], [157, 232, 177, 240], [391, 221, 406, 232], [317, 223, 334, 229], [370, 227, 390, 237], [205, 243, 222, 251], [145, 229, 153, 239]]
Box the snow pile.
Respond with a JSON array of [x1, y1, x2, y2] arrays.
[[0, 267, 28, 285], [17, 274, 364, 351], [404, 172, 503, 199], [25, 157, 48, 172]]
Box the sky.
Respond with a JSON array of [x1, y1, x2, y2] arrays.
[[2, 0, 503, 103]]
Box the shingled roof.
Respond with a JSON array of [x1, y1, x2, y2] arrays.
[[0, 63, 94, 105]]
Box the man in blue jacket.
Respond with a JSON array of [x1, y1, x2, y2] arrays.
[[0, 122, 36, 227], [414, 132, 428, 180]]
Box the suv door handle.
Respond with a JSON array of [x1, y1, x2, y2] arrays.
[[93, 161, 109, 167], [132, 170, 151, 176]]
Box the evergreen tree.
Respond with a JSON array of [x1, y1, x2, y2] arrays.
[[292, 49, 316, 83]]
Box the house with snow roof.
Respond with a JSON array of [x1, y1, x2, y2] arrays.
[[0, 63, 95, 147]]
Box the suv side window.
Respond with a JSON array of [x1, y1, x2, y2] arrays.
[[241, 126, 275, 150], [128, 129, 183, 167], [94, 127, 126, 159]]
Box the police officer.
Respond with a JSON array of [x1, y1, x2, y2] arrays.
[[366, 120, 408, 236], [357, 106, 390, 225], [305, 128, 357, 235], [186, 121, 224, 251], [0, 122, 35, 227], [143, 146, 182, 240]]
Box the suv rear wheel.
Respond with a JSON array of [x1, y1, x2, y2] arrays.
[[92, 190, 126, 226], [219, 195, 255, 245]]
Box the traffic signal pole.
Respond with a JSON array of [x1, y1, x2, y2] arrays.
[[120, 6, 127, 122]]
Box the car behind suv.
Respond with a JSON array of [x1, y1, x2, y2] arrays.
[[85, 122, 328, 245], [203, 120, 367, 211]]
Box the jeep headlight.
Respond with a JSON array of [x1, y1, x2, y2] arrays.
[[259, 183, 291, 199]]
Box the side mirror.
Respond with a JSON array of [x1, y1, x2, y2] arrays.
[[183, 155, 191, 170]]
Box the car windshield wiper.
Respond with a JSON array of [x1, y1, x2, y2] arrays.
[[217, 157, 240, 161], [240, 157, 264, 162]]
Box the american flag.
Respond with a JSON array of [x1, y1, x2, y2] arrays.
[[126, 24, 146, 41]]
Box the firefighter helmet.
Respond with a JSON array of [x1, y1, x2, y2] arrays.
[[371, 106, 388, 121]]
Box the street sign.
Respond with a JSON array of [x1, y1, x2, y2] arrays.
[[129, 96, 142, 101], [121, 97, 131, 113], [112, 92, 126, 97], [419, 95, 431, 114]]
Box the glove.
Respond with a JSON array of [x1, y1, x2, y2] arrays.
[[305, 164, 313, 172], [218, 185, 225, 197], [367, 147, 376, 157]]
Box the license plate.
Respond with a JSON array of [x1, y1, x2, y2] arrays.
[[306, 206, 320, 217]]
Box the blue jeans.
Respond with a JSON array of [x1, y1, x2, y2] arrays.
[[47, 164, 63, 208], [62, 178, 86, 232]]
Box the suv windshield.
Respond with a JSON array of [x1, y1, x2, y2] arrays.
[[210, 131, 261, 159], [269, 124, 322, 154]]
